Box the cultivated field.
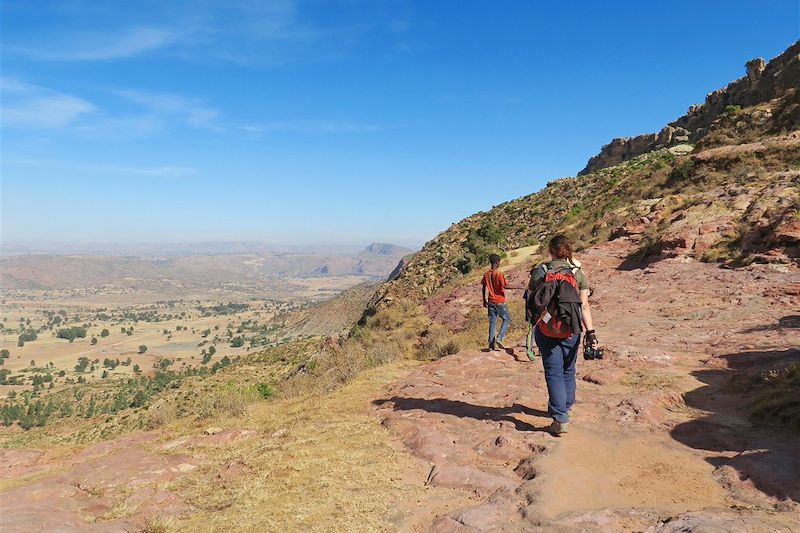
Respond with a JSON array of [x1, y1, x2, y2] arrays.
[[0, 275, 370, 397]]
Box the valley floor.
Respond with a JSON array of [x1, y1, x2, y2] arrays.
[[1, 240, 798, 531]]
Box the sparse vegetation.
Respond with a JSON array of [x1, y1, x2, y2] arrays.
[[57, 326, 87, 342], [725, 104, 742, 115], [667, 159, 696, 185], [750, 363, 800, 431]]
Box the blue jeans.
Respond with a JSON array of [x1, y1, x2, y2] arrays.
[[534, 327, 580, 423], [487, 303, 510, 348]]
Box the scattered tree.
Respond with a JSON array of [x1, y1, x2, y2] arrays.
[[57, 326, 87, 343], [75, 357, 90, 373]]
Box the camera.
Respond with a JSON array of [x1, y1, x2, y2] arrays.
[[583, 344, 604, 360]]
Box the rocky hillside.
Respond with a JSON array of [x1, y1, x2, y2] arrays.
[[580, 41, 800, 174], [371, 42, 800, 308]]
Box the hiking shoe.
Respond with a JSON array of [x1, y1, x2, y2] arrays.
[[549, 421, 569, 435], [495, 340, 505, 350]]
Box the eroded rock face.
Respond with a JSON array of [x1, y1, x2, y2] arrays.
[[581, 126, 692, 175], [580, 40, 800, 175]]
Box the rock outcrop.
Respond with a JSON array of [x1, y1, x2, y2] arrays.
[[580, 40, 800, 174]]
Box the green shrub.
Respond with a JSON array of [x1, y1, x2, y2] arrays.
[[725, 104, 742, 116], [255, 382, 274, 399], [668, 159, 695, 185], [57, 327, 86, 342]]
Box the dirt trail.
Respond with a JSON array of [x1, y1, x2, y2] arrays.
[[376, 239, 800, 531], [536, 425, 726, 517]]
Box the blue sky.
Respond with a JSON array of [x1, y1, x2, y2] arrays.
[[2, 1, 798, 248]]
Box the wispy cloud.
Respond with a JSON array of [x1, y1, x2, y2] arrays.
[[243, 119, 396, 134], [2, 0, 380, 67], [117, 90, 221, 129], [1, 78, 95, 128], [113, 164, 196, 178], [7, 157, 196, 179], [1, 77, 395, 138], [14, 26, 181, 61]]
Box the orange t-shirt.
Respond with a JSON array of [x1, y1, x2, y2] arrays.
[[482, 269, 508, 304]]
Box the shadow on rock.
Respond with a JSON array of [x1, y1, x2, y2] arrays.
[[671, 348, 800, 504], [739, 314, 800, 333], [374, 396, 550, 432]]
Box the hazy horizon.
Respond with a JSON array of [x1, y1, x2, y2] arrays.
[[0, 239, 418, 257]]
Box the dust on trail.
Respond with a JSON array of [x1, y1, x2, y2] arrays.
[[536, 426, 726, 518], [376, 239, 800, 530]]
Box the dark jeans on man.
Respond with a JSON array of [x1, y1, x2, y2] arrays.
[[534, 327, 580, 423], [487, 302, 509, 349]]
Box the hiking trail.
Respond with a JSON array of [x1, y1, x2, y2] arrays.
[[374, 239, 800, 531]]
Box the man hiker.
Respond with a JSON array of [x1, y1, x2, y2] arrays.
[[528, 235, 600, 436], [481, 254, 524, 352]]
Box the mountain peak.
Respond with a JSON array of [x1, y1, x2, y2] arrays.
[[360, 243, 412, 256]]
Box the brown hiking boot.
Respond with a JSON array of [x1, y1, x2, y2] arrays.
[[549, 420, 569, 435]]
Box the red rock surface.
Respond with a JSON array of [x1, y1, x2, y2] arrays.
[[0, 429, 255, 531], [378, 239, 800, 530]]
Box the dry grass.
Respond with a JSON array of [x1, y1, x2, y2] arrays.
[[133, 515, 173, 533], [450, 298, 529, 351], [276, 300, 424, 400], [172, 360, 428, 532], [196, 382, 260, 420], [750, 363, 800, 431], [621, 370, 678, 390], [144, 401, 178, 429]]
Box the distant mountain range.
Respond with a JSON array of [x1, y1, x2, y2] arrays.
[[0, 243, 414, 289], [0, 241, 409, 257]]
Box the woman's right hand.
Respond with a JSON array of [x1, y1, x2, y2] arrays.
[[585, 330, 598, 347]]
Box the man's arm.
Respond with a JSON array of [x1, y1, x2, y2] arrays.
[[482, 285, 488, 307]]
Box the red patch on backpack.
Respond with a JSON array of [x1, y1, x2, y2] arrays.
[[537, 271, 578, 339]]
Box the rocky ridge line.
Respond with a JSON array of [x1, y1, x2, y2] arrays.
[[579, 40, 800, 175]]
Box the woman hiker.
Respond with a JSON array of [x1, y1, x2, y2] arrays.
[[528, 235, 599, 435]]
